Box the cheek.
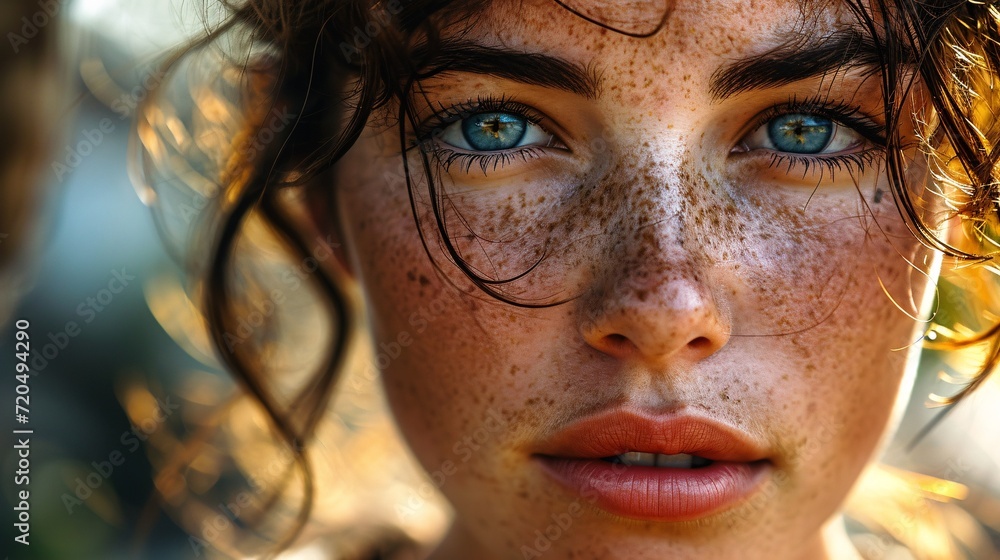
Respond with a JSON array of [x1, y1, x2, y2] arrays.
[[735, 186, 928, 511], [334, 137, 551, 470]]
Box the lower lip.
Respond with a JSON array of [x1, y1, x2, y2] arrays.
[[536, 457, 771, 522]]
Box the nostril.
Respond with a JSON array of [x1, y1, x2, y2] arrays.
[[603, 333, 631, 351], [688, 336, 712, 351]]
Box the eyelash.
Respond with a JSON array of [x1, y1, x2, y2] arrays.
[[413, 95, 554, 174], [746, 94, 888, 178], [412, 94, 889, 177]]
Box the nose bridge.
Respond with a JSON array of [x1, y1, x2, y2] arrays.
[[578, 149, 731, 368], [601, 202, 717, 322], [608, 146, 706, 266], [587, 248, 717, 325]]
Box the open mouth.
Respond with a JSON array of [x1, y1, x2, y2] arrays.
[[602, 452, 714, 468], [533, 410, 774, 521]]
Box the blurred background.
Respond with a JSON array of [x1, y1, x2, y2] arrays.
[[0, 2, 221, 558], [0, 1, 998, 559]]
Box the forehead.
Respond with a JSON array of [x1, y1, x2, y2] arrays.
[[462, 0, 853, 61]]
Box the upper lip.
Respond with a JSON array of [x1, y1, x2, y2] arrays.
[[533, 408, 770, 462]]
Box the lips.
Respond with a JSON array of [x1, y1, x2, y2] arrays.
[[533, 409, 773, 522]]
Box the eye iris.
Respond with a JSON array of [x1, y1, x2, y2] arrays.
[[768, 113, 833, 154], [462, 112, 527, 151]]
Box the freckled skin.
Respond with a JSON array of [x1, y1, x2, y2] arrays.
[[332, 0, 933, 559]]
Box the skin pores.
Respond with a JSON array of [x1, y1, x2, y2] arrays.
[[330, 0, 935, 558]]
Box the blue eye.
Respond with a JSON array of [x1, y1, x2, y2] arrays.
[[461, 112, 527, 150], [739, 112, 864, 156], [767, 114, 832, 153], [436, 111, 553, 152]]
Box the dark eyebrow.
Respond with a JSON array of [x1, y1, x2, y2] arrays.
[[412, 40, 601, 99], [709, 29, 910, 100]]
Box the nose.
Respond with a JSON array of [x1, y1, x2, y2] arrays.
[[578, 243, 731, 368]]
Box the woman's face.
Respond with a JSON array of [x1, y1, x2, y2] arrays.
[[333, 0, 933, 558]]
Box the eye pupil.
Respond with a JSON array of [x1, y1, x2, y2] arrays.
[[463, 112, 527, 151], [768, 113, 833, 154]]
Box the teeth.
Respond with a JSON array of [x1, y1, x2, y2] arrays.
[[656, 453, 695, 468], [608, 452, 712, 468], [618, 452, 657, 466]]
